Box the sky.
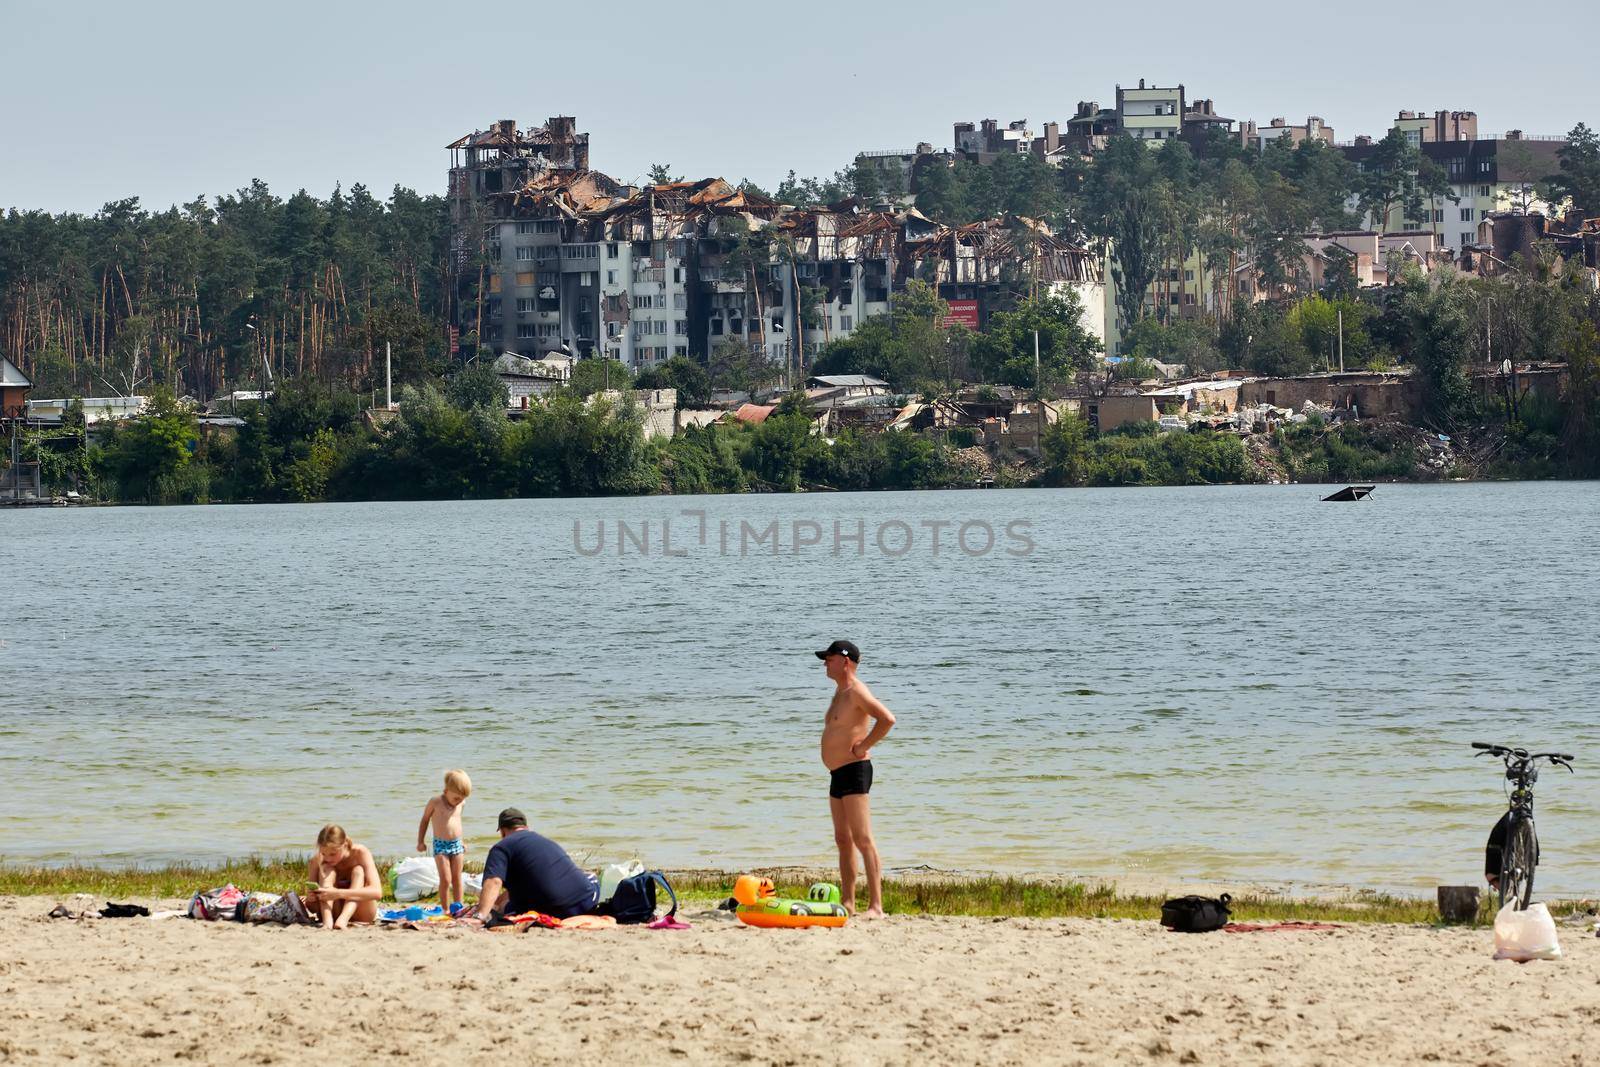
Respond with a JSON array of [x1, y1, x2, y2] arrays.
[[3, 0, 1597, 216]]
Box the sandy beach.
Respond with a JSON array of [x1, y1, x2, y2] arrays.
[[4, 897, 1596, 1066]]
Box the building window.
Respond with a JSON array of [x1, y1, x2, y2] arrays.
[[655, 320, 668, 335], [579, 297, 591, 312], [515, 221, 537, 235], [606, 321, 621, 338], [1184, 269, 1194, 281], [536, 323, 560, 338], [674, 345, 688, 358], [1461, 233, 1473, 247], [606, 242, 618, 259], [515, 246, 537, 261], [1478, 184, 1491, 197], [841, 315, 852, 331], [1433, 209, 1444, 222], [487, 298, 501, 318], [486, 325, 502, 341], [674, 320, 688, 335], [562, 244, 598, 260], [516, 323, 536, 338], [711, 319, 724, 335], [536, 220, 558, 234], [673, 293, 686, 309], [1460, 207, 1474, 222], [516, 298, 535, 313], [606, 270, 616, 285], [1479, 161, 1491, 173]]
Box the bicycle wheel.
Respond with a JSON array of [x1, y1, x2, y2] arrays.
[[1498, 818, 1537, 911]]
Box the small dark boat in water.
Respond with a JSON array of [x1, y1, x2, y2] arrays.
[[1322, 484, 1375, 502]]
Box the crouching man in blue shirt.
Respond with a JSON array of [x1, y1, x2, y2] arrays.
[[462, 807, 599, 924]]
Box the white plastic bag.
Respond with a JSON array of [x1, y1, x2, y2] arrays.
[[391, 856, 440, 902], [463, 872, 483, 897], [598, 861, 645, 904], [1493, 901, 1562, 961]]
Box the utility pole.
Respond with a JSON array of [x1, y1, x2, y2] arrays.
[[1485, 301, 1493, 371], [1034, 326, 1043, 442]]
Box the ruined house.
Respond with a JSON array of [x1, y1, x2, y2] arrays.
[[447, 116, 1111, 375]]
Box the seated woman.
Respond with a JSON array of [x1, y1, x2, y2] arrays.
[[303, 824, 382, 929]]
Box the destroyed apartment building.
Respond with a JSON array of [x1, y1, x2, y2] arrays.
[[445, 116, 1112, 373]]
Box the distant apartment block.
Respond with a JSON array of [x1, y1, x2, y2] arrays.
[[1343, 132, 1565, 248], [952, 119, 1065, 162], [1394, 109, 1479, 145], [1237, 116, 1335, 151], [1116, 80, 1185, 143]]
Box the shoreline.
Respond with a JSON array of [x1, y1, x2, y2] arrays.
[[11, 472, 1598, 510], [10, 858, 1588, 925]]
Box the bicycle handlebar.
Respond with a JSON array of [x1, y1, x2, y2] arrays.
[[1471, 742, 1576, 767]]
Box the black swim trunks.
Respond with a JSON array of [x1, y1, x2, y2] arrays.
[[829, 759, 873, 798]]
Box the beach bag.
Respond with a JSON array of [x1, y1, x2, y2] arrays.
[[598, 871, 677, 925], [1493, 901, 1562, 961], [1160, 893, 1232, 933], [598, 861, 645, 904], [391, 856, 440, 902], [245, 891, 314, 926], [187, 884, 246, 921]]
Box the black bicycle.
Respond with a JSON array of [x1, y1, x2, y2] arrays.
[[1472, 742, 1574, 910]]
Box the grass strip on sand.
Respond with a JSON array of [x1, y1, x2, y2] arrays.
[[0, 858, 1507, 925]]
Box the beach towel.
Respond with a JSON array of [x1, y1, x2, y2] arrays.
[[648, 914, 691, 930], [558, 914, 617, 930], [485, 910, 560, 931], [1222, 921, 1342, 933]]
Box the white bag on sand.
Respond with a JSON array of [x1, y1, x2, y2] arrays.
[[463, 872, 483, 896], [391, 857, 440, 902], [1493, 901, 1562, 961], [599, 861, 645, 904]]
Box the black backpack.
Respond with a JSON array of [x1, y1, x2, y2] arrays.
[[1160, 893, 1231, 933], [598, 871, 678, 925]]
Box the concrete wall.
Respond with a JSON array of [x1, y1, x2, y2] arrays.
[[1093, 395, 1159, 432], [1239, 374, 1421, 420]]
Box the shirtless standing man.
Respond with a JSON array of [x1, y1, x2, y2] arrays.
[[816, 639, 896, 917]]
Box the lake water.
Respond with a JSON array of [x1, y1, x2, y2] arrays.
[[3, 483, 1598, 896]]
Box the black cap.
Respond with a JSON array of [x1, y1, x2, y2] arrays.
[[497, 807, 527, 830], [814, 639, 860, 663]]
